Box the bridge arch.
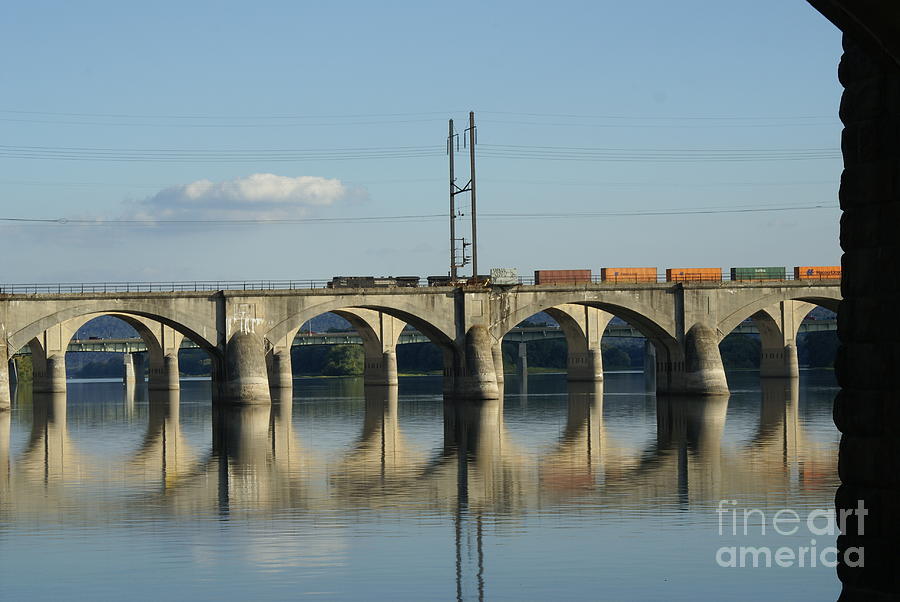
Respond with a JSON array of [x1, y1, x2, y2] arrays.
[[264, 297, 456, 350], [718, 294, 837, 380], [263, 297, 457, 390], [493, 296, 681, 389], [494, 298, 679, 341], [9, 305, 222, 396], [8, 303, 218, 356], [717, 291, 840, 340]]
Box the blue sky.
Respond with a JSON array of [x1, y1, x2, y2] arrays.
[[0, 1, 843, 282]]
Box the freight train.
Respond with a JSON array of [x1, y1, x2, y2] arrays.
[[326, 266, 841, 288]]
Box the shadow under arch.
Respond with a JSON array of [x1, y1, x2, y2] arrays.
[[497, 300, 681, 389], [719, 299, 836, 381], [8, 304, 220, 358], [265, 298, 456, 351], [15, 310, 224, 395], [717, 294, 840, 338], [264, 300, 460, 392]]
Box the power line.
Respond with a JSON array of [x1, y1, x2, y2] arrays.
[[0, 177, 837, 189], [0, 107, 833, 121], [478, 110, 836, 121], [0, 204, 839, 228], [0, 116, 449, 128], [0, 142, 841, 163]]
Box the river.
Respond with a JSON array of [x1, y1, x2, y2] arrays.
[[0, 370, 840, 600]]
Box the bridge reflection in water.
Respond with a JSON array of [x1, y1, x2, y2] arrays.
[[0, 375, 837, 596]]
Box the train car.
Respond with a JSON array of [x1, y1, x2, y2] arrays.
[[794, 266, 841, 280], [393, 276, 421, 287], [328, 276, 376, 288], [328, 276, 420, 288], [534, 269, 592, 285], [427, 275, 453, 287], [600, 267, 657, 283], [729, 267, 786, 281], [665, 268, 722, 282]]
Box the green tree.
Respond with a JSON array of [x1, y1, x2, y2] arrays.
[[13, 356, 33, 382], [798, 331, 838, 368], [719, 334, 761, 370], [322, 345, 364, 376]]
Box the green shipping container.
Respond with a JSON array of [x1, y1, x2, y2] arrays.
[[729, 267, 786, 281]]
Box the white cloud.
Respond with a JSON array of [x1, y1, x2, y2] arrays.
[[130, 173, 362, 221]]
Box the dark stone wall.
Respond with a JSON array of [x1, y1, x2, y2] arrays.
[[833, 34, 900, 600]]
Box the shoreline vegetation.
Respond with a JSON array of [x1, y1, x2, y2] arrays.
[[11, 330, 838, 383]]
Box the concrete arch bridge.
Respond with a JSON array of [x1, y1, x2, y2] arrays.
[[0, 280, 840, 409]]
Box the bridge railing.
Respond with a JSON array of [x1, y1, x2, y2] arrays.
[[0, 280, 333, 294], [0, 273, 841, 294]]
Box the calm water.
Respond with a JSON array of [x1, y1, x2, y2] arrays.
[[0, 371, 840, 601]]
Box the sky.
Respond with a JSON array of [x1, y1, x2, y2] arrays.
[[0, 1, 844, 283]]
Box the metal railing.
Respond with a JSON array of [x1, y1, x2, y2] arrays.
[[0, 280, 332, 294]]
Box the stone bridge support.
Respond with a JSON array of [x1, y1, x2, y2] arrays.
[[147, 325, 183, 391], [545, 304, 614, 382], [0, 408, 8, 492], [264, 340, 294, 392], [123, 352, 144, 389], [435, 291, 501, 400], [336, 309, 405, 387], [678, 287, 729, 396], [224, 331, 271, 404], [751, 301, 816, 379], [0, 345, 10, 411], [28, 326, 69, 394], [452, 325, 501, 400], [681, 323, 729, 396]]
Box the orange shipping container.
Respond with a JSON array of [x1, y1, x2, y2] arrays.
[[534, 269, 592, 285], [601, 267, 658, 283], [665, 268, 722, 282], [794, 266, 841, 280]]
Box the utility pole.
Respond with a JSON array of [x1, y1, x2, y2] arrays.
[[449, 119, 457, 281], [467, 111, 478, 278], [447, 112, 478, 280]]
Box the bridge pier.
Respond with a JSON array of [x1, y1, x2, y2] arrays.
[[491, 343, 505, 387], [34, 354, 67, 394], [223, 331, 271, 405], [754, 301, 815, 379], [643, 340, 657, 391], [363, 350, 398, 387], [149, 354, 180, 390], [568, 349, 603, 382], [0, 408, 9, 492], [331, 309, 405, 388], [123, 352, 144, 388], [266, 348, 293, 390], [544, 305, 612, 383], [451, 325, 500, 400], [148, 325, 184, 391], [0, 353, 11, 411], [7, 358, 16, 395], [516, 342, 528, 383], [680, 324, 729, 396]]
